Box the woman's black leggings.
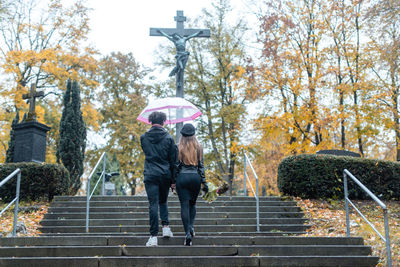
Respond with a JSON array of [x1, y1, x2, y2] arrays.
[[176, 172, 201, 236]]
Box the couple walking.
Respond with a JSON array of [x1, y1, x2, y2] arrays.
[[140, 111, 208, 246]]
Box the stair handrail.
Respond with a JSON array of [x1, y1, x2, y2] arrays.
[[0, 168, 21, 237], [243, 152, 260, 232], [86, 152, 107, 233], [343, 169, 392, 267]]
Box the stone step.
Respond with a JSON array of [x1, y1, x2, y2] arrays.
[[39, 224, 310, 233], [20, 195, 377, 266], [53, 196, 283, 202], [50, 200, 298, 207], [39, 231, 306, 236], [40, 218, 308, 226], [0, 245, 372, 257], [0, 256, 379, 267], [0, 236, 366, 247], [43, 211, 304, 220], [47, 206, 301, 213]]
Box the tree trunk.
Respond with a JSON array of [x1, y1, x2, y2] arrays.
[[354, 90, 364, 157], [340, 91, 346, 149]]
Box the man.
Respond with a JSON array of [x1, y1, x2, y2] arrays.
[[140, 111, 177, 247]]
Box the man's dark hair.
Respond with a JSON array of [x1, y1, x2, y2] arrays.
[[148, 111, 167, 125]]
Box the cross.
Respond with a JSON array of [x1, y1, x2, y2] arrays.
[[150, 10, 210, 97], [150, 10, 210, 41], [150, 10, 210, 141], [22, 84, 44, 120]]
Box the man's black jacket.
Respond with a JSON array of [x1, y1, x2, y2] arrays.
[[140, 126, 177, 183]]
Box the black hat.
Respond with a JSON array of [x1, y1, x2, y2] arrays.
[[180, 123, 195, 137]]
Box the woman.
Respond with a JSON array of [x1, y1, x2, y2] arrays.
[[176, 123, 208, 246]]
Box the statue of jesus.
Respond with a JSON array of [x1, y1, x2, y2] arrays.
[[157, 30, 203, 77]]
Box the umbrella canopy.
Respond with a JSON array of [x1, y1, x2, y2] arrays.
[[137, 97, 202, 124]]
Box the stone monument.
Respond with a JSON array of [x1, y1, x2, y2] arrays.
[[316, 149, 361, 158], [150, 10, 210, 140], [13, 84, 50, 162]]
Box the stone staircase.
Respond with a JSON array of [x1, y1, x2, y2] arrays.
[[0, 195, 379, 266]]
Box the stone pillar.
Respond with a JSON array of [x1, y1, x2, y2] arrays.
[[13, 121, 51, 163]]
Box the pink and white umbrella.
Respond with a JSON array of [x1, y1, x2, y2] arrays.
[[137, 97, 202, 124]]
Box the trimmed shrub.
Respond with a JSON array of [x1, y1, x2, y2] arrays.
[[0, 162, 70, 202], [278, 154, 400, 200]]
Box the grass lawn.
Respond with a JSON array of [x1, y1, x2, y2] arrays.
[[296, 198, 400, 267]]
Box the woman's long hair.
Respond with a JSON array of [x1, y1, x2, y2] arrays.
[[178, 135, 202, 165]]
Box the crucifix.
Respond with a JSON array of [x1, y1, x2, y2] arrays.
[[150, 10, 210, 140], [22, 84, 44, 121]]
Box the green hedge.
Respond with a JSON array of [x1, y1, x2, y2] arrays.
[[277, 154, 400, 200], [0, 162, 70, 202]]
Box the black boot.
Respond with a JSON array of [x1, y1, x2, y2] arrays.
[[190, 227, 195, 238], [184, 233, 192, 246]]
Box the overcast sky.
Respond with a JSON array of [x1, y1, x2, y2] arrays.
[[85, 0, 259, 69]]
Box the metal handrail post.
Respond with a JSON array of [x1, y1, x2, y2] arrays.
[[85, 171, 91, 233], [101, 153, 106, 195], [243, 156, 247, 196], [85, 152, 107, 233], [0, 169, 21, 237], [244, 153, 260, 232], [12, 172, 21, 237], [343, 172, 350, 236], [343, 169, 392, 267], [256, 175, 260, 232], [384, 209, 392, 267]]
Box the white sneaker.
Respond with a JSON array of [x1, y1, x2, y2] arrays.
[[146, 236, 158, 247], [162, 226, 173, 238]]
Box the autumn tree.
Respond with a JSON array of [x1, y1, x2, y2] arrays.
[[96, 52, 149, 195], [366, 0, 400, 160], [248, 0, 382, 193], [324, 0, 353, 150], [253, 0, 384, 158], [254, 0, 330, 156], [322, 0, 378, 156], [57, 79, 86, 194], [0, 0, 99, 163]]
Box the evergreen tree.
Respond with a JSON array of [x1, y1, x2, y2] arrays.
[[57, 79, 87, 194], [5, 108, 19, 163]]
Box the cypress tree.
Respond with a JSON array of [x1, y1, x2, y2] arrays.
[[5, 108, 19, 163], [56, 79, 87, 194]]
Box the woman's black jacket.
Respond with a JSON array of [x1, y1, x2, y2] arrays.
[[176, 146, 206, 185]]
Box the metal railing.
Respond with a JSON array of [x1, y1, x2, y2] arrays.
[[86, 152, 107, 233], [0, 169, 21, 237], [243, 153, 260, 232], [343, 169, 392, 267]]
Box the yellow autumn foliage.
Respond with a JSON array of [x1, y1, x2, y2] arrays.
[[0, 0, 99, 163]]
